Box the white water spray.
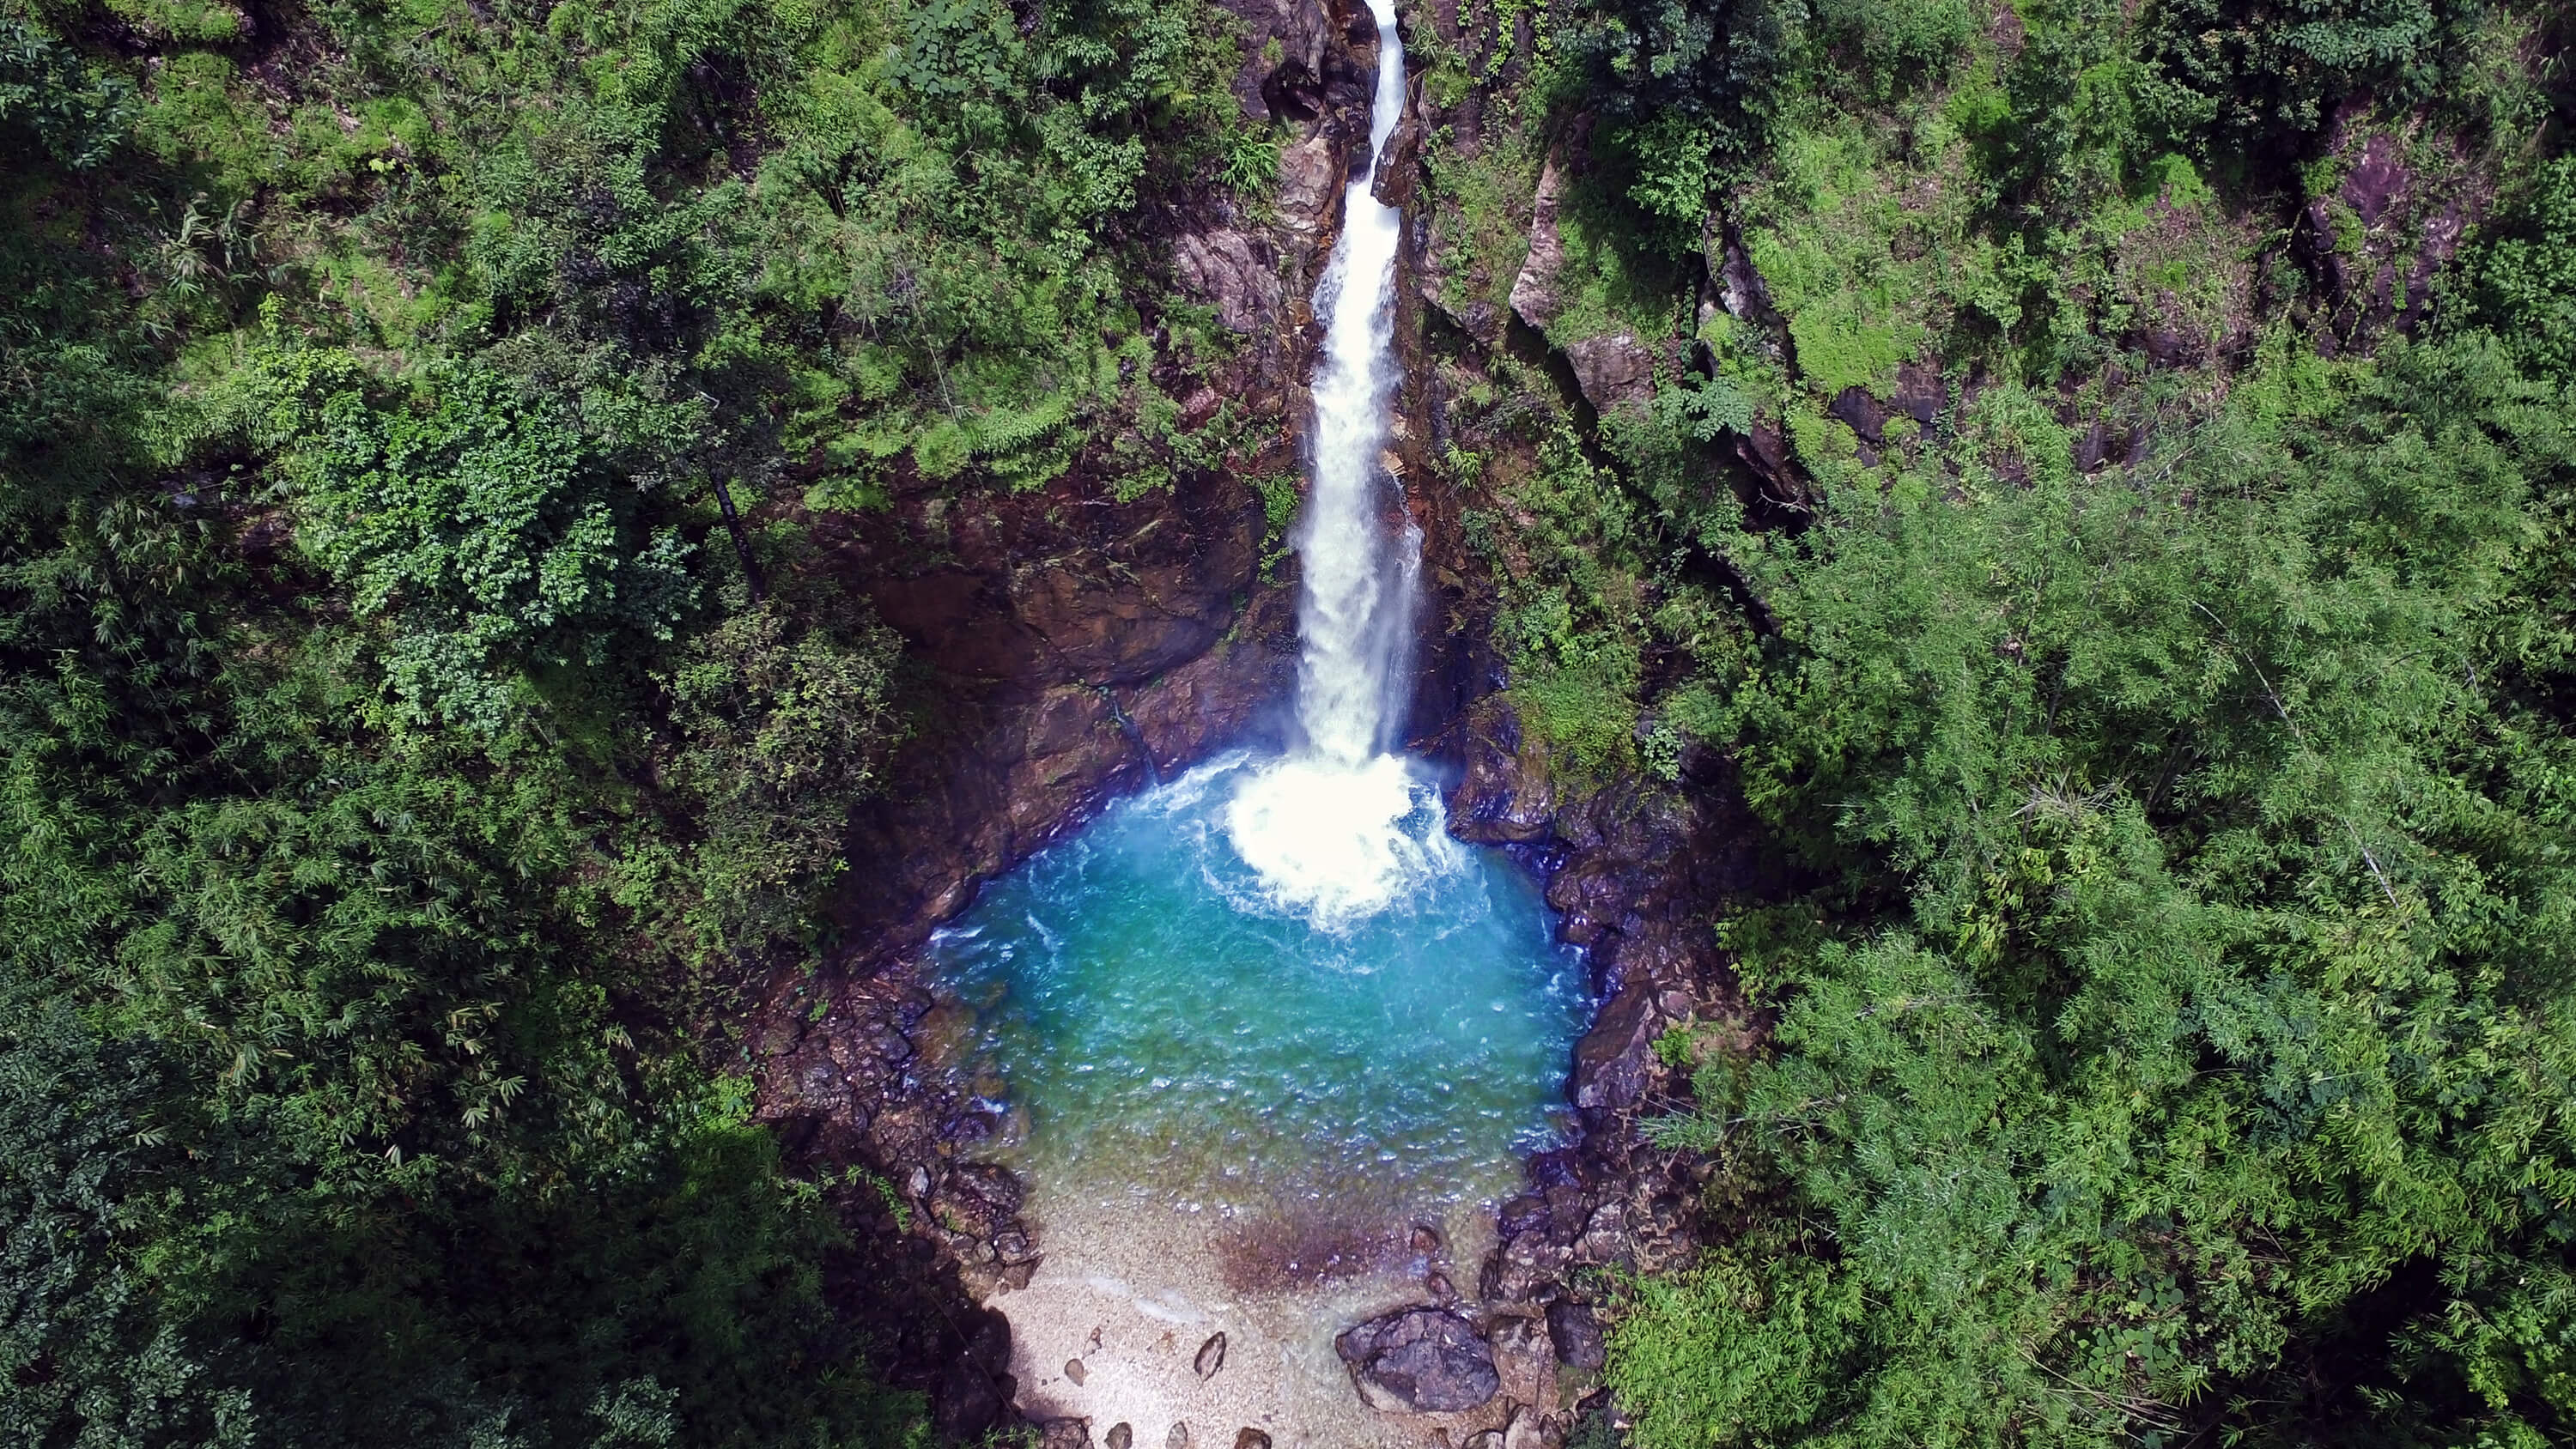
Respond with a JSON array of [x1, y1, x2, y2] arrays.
[[1229, 0, 1464, 926]]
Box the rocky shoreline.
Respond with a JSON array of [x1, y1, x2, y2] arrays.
[[748, 684, 1766, 1445]]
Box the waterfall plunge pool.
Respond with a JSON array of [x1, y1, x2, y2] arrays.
[[923, 750, 1586, 1443]]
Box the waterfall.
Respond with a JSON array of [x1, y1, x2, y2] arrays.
[[1227, 0, 1462, 928], [1290, 0, 1419, 766]]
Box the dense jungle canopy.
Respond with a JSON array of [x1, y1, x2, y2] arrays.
[[2, 0, 2573, 1443]]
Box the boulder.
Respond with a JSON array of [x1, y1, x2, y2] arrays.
[[1278, 134, 1344, 248], [1509, 148, 1571, 334], [1448, 701, 1556, 845], [1564, 332, 1654, 416], [932, 1355, 1010, 1442], [1106, 1425, 1134, 1449], [1570, 984, 1660, 1113], [1176, 229, 1284, 336], [932, 1161, 1024, 1234], [1481, 1224, 1572, 1304], [1042, 1419, 1094, 1449], [1546, 1300, 1607, 1371], [1336, 1307, 1500, 1412], [1233, 1432, 1273, 1449], [1195, 1331, 1229, 1380], [1829, 385, 1888, 447], [1487, 1313, 1555, 1404], [1370, 90, 1424, 209]]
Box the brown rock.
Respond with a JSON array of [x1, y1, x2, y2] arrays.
[[1279, 134, 1343, 248], [1042, 1418, 1094, 1449], [1735, 420, 1802, 507], [1576, 1201, 1634, 1268], [1829, 385, 1888, 446], [1546, 1300, 1607, 1371], [1488, 1314, 1557, 1409], [1481, 1224, 1572, 1303], [1370, 88, 1424, 209], [1449, 701, 1556, 845], [1106, 1425, 1134, 1449], [1571, 985, 1660, 1113], [1233, 1432, 1273, 1449], [1166, 1423, 1193, 1449], [931, 1161, 1024, 1234], [1336, 1307, 1500, 1412], [1176, 229, 1284, 336], [1195, 1331, 1229, 1380], [1564, 332, 1654, 416], [1716, 225, 1777, 325], [1065, 1357, 1087, 1385], [1894, 360, 1946, 422], [1509, 147, 1570, 334]]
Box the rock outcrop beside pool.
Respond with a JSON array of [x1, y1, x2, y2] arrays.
[[1335, 1307, 1500, 1412]]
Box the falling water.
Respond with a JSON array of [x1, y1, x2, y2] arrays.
[[1287, 0, 1419, 765], [1226, 0, 1454, 927]]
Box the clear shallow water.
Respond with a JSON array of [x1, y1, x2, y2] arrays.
[[928, 751, 1586, 1220]]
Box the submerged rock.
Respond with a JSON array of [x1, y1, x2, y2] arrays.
[[1336, 1307, 1500, 1412]]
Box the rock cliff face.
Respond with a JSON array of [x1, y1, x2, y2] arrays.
[[804, 0, 1389, 972], [815, 473, 1297, 959]]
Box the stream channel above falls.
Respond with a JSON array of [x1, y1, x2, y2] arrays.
[[912, 0, 1591, 1439]]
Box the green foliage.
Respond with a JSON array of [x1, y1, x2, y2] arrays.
[[1222, 123, 1283, 194], [0, 573, 928, 1442], [266, 355, 698, 731], [1572, 0, 1797, 141], [2135, 0, 2476, 155], [0, 13, 135, 169], [662, 600, 903, 952], [1617, 336, 2576, 1446], [0, 0, 1186, 1437], [1813, 0, 1978, 93], [0, 997, 249, 1448], [2462, 155, 2576, 381]]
